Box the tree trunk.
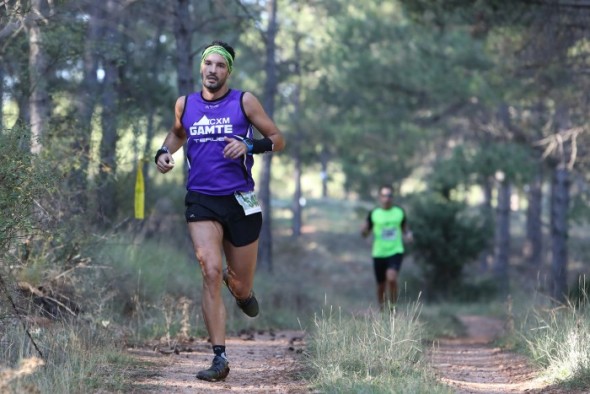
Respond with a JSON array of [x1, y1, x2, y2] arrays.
[[292, 154, 302, 237], [173, 0, 194, 179], [549, 105, 571, 303], [0, 65, 3, 130], [71, 1, 104, 212], [257, 0, 278, 272], [320, 147, 329, 198], [97, 0, 120, 224], [291, 36, 303, 238], [493, 179, 511, 293], [524, 163, 543, 268], [16, 92, 30, 130], [550, 166, 569, 302], [26, 0, 50, 154], [478, 176, 493, 272], [142, 25, 166, 205]]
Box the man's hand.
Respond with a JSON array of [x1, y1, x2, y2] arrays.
[[403, 231, 414, 244], [223, 137, 248, 159], [156, 153, 175, 173], [361, 225, 370, 238]]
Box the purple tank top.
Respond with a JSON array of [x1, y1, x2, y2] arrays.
[[181, 89, 255, 195]]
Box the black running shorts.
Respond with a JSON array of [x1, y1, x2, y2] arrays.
[[185, 191, 263, 247], [373, 254, 404, 284]]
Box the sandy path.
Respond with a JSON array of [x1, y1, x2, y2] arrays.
[[127, 330, 309, 393], [126, 315, 587, 394], [428, 315, 579, 394]]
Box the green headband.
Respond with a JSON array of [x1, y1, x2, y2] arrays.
[[201, 45, 234, 74]]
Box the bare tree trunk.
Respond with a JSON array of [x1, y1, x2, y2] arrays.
[[16, 93, 30, 129], [320, 147, 329, 198], [71, 1, 104, 211], [549, 105, 572, 303], [172, 0, 194, 179], [493, 178, 511, 293], [290, 35, 303, 238], [292, 154, 302, 237], [257, 0, 278, 272], [550, 165, 569, 302], [524, 163, 543, 268], [26, 0, 50, 154], [97, 0, 120, 223], [142, 25, 166, 201], [0, 65, 3, 130], [478, 176, 493, 272]]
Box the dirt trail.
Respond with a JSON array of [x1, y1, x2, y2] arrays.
[[428, 315, 578, 394], [127, 314, 587, 394], [127, 330, 309, 393]]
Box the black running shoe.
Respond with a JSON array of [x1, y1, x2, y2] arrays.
[[236, 292, 259, 317], [222, 268, 259, 317], [196, 355, 230, 382]]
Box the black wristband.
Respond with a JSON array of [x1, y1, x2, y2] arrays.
[[154, 146, 170, 164], [251, 137, 273, 154]]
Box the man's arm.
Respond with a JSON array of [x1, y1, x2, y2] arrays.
[[361, 211, 373, 238], [401, 216, 413, 243], [242, 92, 285, 152], [156, 96, 187, 173]]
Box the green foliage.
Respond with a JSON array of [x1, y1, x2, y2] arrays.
[[0, 126, 56, 253], [427, 146, 473, 198], [312, 0, 496, 197], [408, 192, 490, 300], [470, 142, 536, 184], [428, 143, 537, 201], [570, 190, 590, 226]]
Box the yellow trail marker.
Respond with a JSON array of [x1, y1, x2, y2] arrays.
[[134, 160, 145, 219]]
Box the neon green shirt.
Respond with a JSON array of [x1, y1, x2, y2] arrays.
[[368, 206, 406, 258]]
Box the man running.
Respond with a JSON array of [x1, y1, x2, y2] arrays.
[[155, 40, 285, 381], [361, 185, 412, 310]]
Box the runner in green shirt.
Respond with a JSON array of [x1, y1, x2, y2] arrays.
[[361, 185, 413, 310]]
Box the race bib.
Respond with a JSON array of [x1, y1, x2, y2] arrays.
[[234, 191, 262, 215], [381, 228, 397, 241]]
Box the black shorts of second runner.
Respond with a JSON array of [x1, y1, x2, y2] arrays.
[[373, 254, 404, 284], [185, 191, 262, 247]]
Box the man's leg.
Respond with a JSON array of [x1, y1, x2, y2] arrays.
[[188, 221, 226, 347], [374, 258, 387, 310], [377, 282, 386, 310], [386, 268, 399, 304], [223, 239, 258, 300]]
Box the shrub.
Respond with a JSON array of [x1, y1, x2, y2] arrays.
[[408, 192, 490, 300]]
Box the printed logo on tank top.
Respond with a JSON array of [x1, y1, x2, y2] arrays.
[[189, 115, 234, 136]]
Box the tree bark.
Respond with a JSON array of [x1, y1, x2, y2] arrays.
[[257, 0, 278, 272], [292, 153, 302, 237], [524, 163, 544, 268], [493, 178, 511, 293], [478, 176, 493, 272], [142, 24, 166, 206], [291, 36, 303, 238], [549, 105, 571, 303], [0, 65, 3, 130], [320, 147, 329, 198], [71, 1, 104, 212], [26, 0, 51, 154], [97, 0, 121, 223], [172, 0, 194, 179], [550, 166, 569, 302]]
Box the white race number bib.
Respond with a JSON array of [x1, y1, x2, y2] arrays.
[[234, 191, 262, 215]]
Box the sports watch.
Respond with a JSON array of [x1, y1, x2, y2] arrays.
[[242, 138, 254, 154]]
